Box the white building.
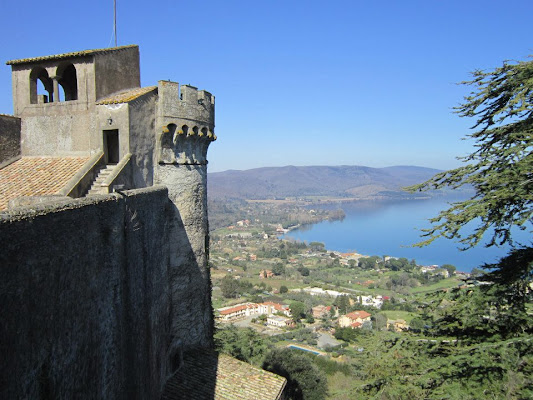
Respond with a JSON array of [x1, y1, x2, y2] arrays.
[[267, 315, 293, 328]]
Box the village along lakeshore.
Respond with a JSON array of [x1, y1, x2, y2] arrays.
[[281, 196, 529, 273], [209, 194, 532, 399]]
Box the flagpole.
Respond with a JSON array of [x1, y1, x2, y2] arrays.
[[114, 0, 117, 47]]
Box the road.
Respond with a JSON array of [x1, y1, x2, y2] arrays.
[[317, 331, 341, 349]]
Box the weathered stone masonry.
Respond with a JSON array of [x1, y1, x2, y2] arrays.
[[155, 80, 216, 352], [0, 188, 171, 399], [0, 114, 21, 164]]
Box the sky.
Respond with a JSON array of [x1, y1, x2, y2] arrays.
[[1, 1, 532, 172]]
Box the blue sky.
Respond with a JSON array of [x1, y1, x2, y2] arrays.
[[1, 1, 531, 172]]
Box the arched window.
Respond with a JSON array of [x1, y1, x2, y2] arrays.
[[192, 126, 199, 136], [29, 67, 53, 104], [182, 125, 189, 136], [201, 127, 208, 137], [57, 63, 78, 101]]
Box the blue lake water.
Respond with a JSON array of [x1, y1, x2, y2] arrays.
[[283, 197, 530, 272]]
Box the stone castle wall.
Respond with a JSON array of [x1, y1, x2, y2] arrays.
[[0, 114, 21, 164], [0, 187, 173, 400]]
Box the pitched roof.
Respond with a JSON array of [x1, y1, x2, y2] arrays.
[[262, 301, 289, 311], [218, 303, 258, 315], [96, 86, 157, 105], [0, 156, 89, 210], [346, 310, 371, 320], [162, 350, 286, 400], [6, 45, 138, 65]]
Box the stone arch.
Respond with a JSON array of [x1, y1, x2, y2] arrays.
[[29, 67, 53, 104], [192, 126, 199, 136], [200, 127, 208, 137], [56, 63, 78, 101], [181, 125, 189, 136]]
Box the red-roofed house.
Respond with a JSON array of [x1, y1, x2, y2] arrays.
[[217, 303, 260, 322], [216, 301, 291, 322], [259, 269, 274, 279], [261, 301, 291, 317], [339, 310, 371, 328], [312, 305, 332, 319]]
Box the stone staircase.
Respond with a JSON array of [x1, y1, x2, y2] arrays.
[[86, 164, 116, 195]]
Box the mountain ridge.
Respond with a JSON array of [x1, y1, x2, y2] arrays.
[[207, 165, 444, 200]]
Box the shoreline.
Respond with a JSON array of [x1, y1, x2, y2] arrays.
[[278, 198, 480, 273]]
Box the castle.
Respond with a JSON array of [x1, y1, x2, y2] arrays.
[[0, 46, 286, 399]]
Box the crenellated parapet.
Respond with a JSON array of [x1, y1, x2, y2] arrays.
[[156, 80, 216, 165], [158, 122, 216, 165]]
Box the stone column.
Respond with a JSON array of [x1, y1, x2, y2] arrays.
[[52, 76, 60, 102]]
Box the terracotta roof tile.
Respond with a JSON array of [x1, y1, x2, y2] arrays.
[[219, 303, 258, 315], [162, 350, 286, 400], [346, 310, 371, 320], [6, 45, 138, 65], [262, 301, 289, 312], [96, 86, 157, 105], [0, 156, 89, 210]]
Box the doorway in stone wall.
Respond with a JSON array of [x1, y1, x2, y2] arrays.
[[103, 129, 119, 164]]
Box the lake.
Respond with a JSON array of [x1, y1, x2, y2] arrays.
[[283, 196, 530, 272]]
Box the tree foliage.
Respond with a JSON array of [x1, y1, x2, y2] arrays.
[[477, 247, 533, 336], [352, 333, 533, 399], [262, 348, 328, 400], [373, 313, 388, 331], [220, 275, 241, 298], [273, 262, 286, 276], [441, 264, 456, 276], [214, 325, 268, 365], [406, 58, 533, 337], [420, 248, 533, 339], [407, 58, 533, 249], [358, 256, 381, 270], [334, 327, 367, 342], [309, 241, 326, 252], [290, 301, 306, 322], [333, 295, 350, 315]]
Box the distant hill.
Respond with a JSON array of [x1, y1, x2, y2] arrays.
[[207, 165, 444, 200]]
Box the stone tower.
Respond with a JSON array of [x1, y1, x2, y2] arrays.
[[7, 45, 140, 158], [155, 81, 216, 353]]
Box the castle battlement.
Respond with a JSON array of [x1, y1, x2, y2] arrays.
[[156, 80, 215, 166], [157, 80, 215, 127]]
